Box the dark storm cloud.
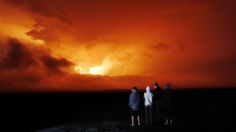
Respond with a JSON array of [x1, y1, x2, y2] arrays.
[[0, 38, 74, 91], [0, 38, 36, 69], [41, 55, 73, 73], [0, 38, 73, 74]]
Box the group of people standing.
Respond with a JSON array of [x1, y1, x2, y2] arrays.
[[128, 82, 172, 127]]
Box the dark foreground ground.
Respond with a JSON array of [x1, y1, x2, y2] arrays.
[[0, 88, 235, 132]]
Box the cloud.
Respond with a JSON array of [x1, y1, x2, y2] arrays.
[[0, 38, 36, 69], [0, 38, 155, 92], [0, 38, 73, 71], [152, 42, 170, 50], [152, 41, 188, 51], [25, 20, 59, 43], [40, 54, 73, 73], [0, 38, 75, 91]]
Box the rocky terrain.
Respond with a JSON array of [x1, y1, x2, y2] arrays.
[[36, 121, 172, 132]]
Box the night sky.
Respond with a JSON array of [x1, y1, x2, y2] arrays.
[[0, 0, 236, 91]]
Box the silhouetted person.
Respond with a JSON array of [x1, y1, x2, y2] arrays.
[[162, 83, 173, 125], [144, 86, 153, 126], [153, 82, 164, 124], [129, 87, 141, 126]]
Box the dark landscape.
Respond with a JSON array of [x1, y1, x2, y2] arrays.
[[0, 88, 235, 132]]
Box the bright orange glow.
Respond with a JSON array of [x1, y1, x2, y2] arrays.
[[0, 23, 45, 45], [0, 0, 235, 92], [74, 58, 113, 76], [0, 1, 45, 45], [89, 66, 105, 75]]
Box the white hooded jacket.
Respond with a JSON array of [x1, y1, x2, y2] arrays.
[[144, 86, 153, 106]]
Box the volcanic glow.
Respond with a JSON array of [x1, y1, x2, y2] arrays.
[[0, 0, 235, 92], [74, 58, 113, 75], [74, 65, 106, 75], [89, 66, 105, 75]]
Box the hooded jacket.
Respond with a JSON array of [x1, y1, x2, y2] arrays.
[[144, 86, 153, 106], [129, 89, 140, 111]]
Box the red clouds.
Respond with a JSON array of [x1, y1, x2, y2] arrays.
[[0, 0, 236, 91]]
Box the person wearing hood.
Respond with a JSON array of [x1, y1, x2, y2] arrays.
[[144, 86, 153, 126], [128, 87, 141, 126]]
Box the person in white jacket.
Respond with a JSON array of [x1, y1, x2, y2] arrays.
[[144, 86, 153, 126]]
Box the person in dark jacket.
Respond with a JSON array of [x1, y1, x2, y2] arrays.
[[129, 87, 141, 126], [153, 82, 164, 124], [162, 83, 173, 125]]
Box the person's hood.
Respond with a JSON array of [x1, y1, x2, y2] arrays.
[[131, 89, 136, 93], [146, 86, 151, 92]]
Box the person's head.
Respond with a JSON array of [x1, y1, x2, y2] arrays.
[[154, 82, 159, 89], [146, 86, 151, 92], [131, 86, 137, 92]]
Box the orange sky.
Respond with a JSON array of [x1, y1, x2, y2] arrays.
[[0, 0, 236, 92]]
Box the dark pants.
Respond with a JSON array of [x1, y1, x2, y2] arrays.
[[145, 106, 152, 126], [154, 101, 163, 123]]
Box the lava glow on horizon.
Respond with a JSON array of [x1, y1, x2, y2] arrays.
[[0, 0, 235, 92], [74, 65, 107, 75]]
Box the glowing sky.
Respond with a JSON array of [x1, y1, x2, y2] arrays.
[[0, 0, 236, 91]]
